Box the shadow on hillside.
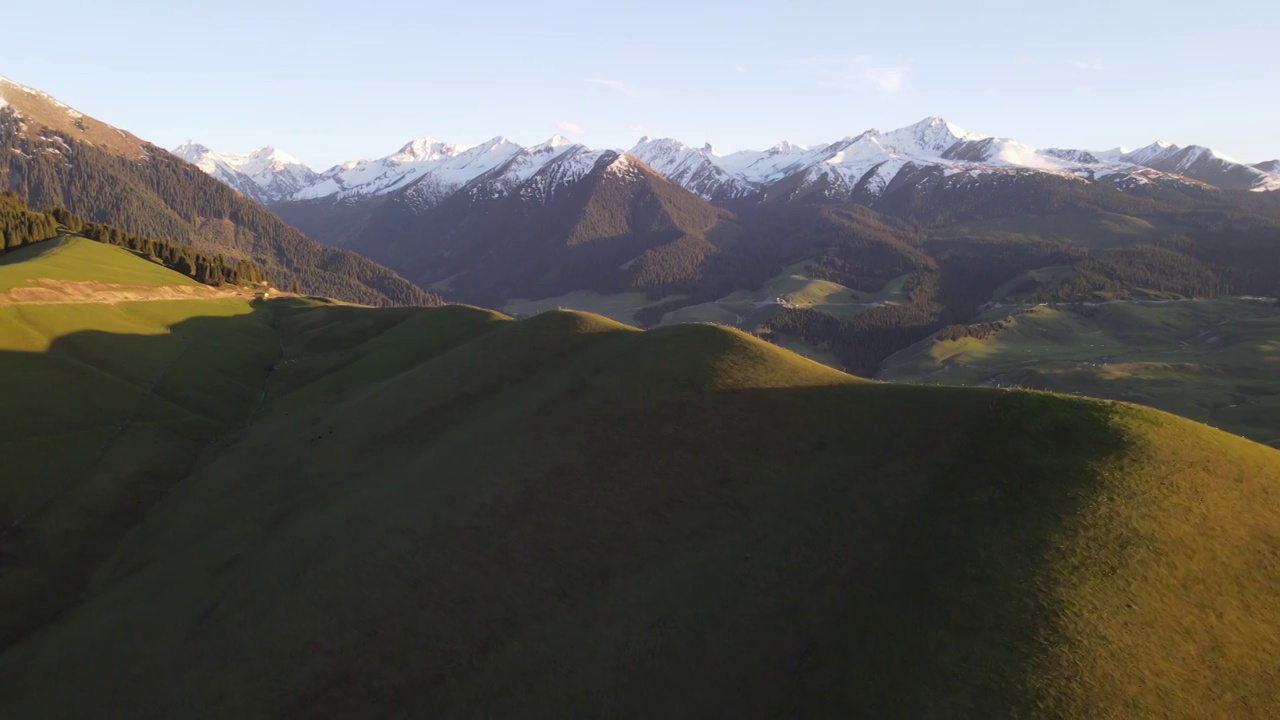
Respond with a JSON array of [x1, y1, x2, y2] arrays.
[[0, 303, 1132, 717], [454, 369, 1126, 717], [0, 235, 71, 266], [0, 300, 281, 649]]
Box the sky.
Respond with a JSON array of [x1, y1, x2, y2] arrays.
[[4, 0, 1279, 169]]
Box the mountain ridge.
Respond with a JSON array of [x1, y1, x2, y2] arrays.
[[0, 75, 438, 306], [177, 115, 1280, 209]]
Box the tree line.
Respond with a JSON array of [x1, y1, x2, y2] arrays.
[[0, 192, 269, 287]]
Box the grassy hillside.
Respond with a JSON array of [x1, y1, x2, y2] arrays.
[[0, 236, 203, 291], [881, 299, 1280, 444], [0, 296, 275, 649], [2, 244, 1279, 717]]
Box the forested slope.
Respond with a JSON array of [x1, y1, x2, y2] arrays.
[[0, 85, 437, 306]]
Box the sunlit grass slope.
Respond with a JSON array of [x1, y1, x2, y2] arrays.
[[0, 236, 202, 291]]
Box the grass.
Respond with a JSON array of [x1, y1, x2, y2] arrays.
[[503, 290, 679, 325], [0, 275, 274, 649], [2, 244, 1280, 717], [0, 236, 202, 291], [718, 258, 854, 306], [881, 298, 1280, 442], [660, 262, 912, 329]]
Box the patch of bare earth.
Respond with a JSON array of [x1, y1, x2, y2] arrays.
[[0, 278, 250, 305]]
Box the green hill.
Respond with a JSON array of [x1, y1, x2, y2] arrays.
[[0, 243, 276, 649], [0, 235, 205, 291], [2, 244, 1280, 718]]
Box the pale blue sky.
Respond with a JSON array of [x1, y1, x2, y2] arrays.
[[5, 0, 1278, 168]]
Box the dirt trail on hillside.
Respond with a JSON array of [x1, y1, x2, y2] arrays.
[[0, 278, 255, 305]]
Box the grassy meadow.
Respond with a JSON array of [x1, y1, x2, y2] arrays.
[[0, 236, 203, 291]]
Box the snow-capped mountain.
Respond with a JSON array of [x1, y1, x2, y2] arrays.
[[1114, 142, 1280, 191], [459, 136, 608, 203], [175, 117, 1280, 212], [172, 142, 319, 205], [295, 136, 522, 204], [623, 116, 1277, 202], [627, 137, 756, 201]]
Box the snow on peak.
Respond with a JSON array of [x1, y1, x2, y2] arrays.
[[1093, 147, 1130, 162], [390, 136, 460, 163], [1040, 148, 1103, 164], [630, 136, 691, 151], [534, 135, 574, 150], [247, 145, 306, 167], [1121, 141, 1183, 165], [297, 135, 524, 202], [769, 141, 806, 153], [878, 116, 985, 157], [172, 140, 210, 158], [181, 119, 1280, 207], [1255, 160, 1280, 175]]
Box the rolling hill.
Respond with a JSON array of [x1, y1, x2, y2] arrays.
[[2, 232, 1279, 718], [0, 76, 436, 307]]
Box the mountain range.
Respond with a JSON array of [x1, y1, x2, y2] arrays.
[[5, 73, 1280, 382], [177, 117, 1280, 210]]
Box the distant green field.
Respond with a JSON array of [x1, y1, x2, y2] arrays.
[[659, 261, 911, 328], [718, 258, 854, 306], [0, 236, 202, 291], [499, 259, 910, 330], [881, 298, 1280, 444]]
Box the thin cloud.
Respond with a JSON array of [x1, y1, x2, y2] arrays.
[[557, 120, 587, 135], [586, 78, 653, 99], [788, 56, 910, 94], [1072, 57, 1105, 71], [627, 123, 648, 133], [735, 64, 747, 75]]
